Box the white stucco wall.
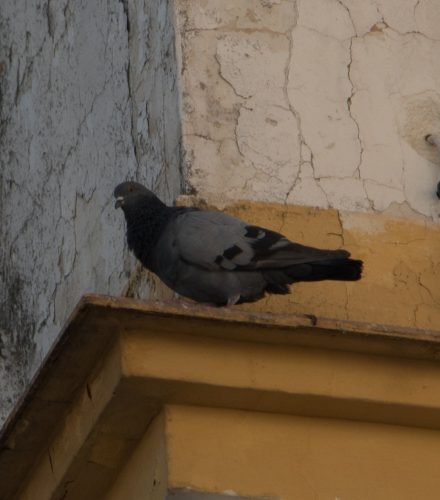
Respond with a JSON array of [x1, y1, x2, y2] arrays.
[[175, 0, 440, 221], [0, 0, 181, 425]]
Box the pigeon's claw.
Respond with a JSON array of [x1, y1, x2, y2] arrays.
[[227, 294, 241, 306]]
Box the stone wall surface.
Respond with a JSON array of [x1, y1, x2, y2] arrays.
[[175, 0, 440, 221], [0, 0, 181, 425]]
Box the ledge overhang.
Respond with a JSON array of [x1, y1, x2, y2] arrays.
[[1, 294, 440, 499]]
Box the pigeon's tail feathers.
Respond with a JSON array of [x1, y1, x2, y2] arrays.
[[287, 258, 363, 282], [262, 257, 363, 292]]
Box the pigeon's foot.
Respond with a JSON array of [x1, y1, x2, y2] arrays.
[[227, 294, 241, 306]]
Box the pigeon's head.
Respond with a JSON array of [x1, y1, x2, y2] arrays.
[[114, 181, 160, 210]]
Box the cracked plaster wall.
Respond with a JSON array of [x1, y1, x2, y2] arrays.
[[175, 0, 440, 221], [0, 0, 181, 426]]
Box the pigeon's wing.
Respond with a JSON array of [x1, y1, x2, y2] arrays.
[[172, 210, 349, 271]]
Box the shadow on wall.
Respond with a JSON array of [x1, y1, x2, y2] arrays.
[[0, 269, 36, 419]]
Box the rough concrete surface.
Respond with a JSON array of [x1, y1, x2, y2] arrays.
[[175, 0, 440, 220], [0, 0, 181, 425]]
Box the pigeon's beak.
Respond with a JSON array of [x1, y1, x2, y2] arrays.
[[115, 196, 124, 209]]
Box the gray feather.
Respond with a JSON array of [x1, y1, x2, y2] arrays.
[[172, 210, 347, 271]]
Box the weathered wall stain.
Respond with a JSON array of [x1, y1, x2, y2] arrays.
[[0, 0, 182, 425]]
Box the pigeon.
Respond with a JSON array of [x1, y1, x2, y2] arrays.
[[114, 181, 363, 306]]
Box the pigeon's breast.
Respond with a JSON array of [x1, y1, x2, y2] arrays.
[[125, 208, 174, 268]]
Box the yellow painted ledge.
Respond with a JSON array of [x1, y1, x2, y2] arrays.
[[1, 294, 440, 499], [177, 197, 440, 330]]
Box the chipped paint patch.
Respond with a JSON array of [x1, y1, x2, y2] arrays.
[[175, 0, 440, 221]]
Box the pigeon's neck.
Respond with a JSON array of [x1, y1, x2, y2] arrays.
[[123, 199, 174, 267]]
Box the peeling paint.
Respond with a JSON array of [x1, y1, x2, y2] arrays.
[[175, 0, 440, 221]]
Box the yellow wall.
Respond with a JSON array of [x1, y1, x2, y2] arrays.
[[214, 201, 440, 330], [6, 295, 440, 500], [166, 404, 440, 500], [106, 412, 168, 500]]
